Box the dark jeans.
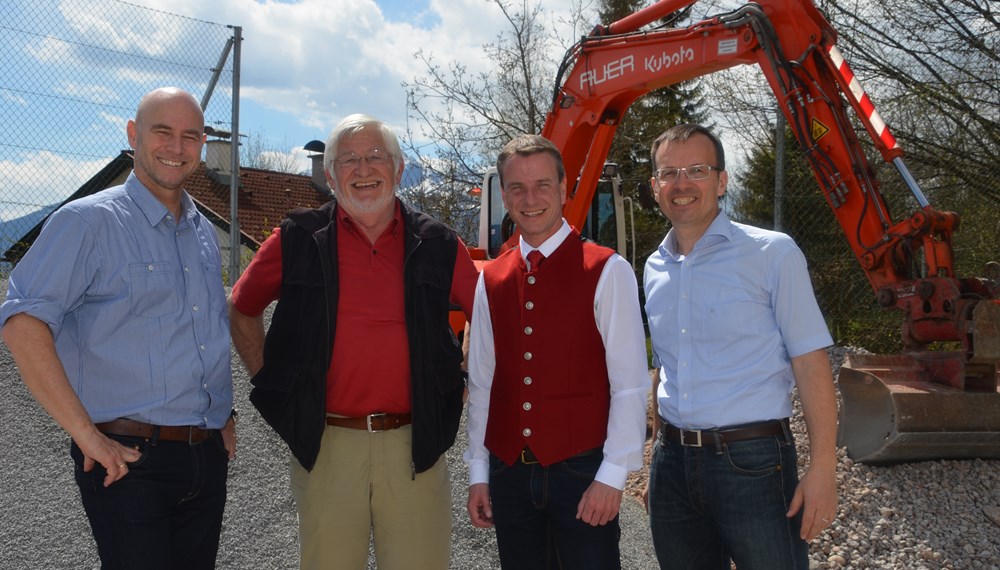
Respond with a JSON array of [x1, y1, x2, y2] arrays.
[[488, 450, 621, 570], [70, 430, 229, 570], [647, 426, 807, 570]]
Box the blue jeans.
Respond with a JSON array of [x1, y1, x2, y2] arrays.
[[647, 427, 807, 570], [71, 431, 229, 570], [488, 450, 621, 570]]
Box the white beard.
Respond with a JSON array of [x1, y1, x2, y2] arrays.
[[334, 185, 396, 215]]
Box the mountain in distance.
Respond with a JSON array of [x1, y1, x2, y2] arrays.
[[0, 204, 58, 258]]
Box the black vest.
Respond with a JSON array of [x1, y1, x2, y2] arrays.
[[249, 200, 465, 472]]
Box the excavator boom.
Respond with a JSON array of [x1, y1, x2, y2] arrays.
[[527, 0, 1000, 463]]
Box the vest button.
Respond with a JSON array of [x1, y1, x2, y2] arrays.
[[522, 428, 532, 437], [525, 301, 535, 310], [524, 352, 532, 360], [522, 402, 532, 411], [527, 276, 536, 285], [523, 377, 532, 385], [524, 326, 533, 335]]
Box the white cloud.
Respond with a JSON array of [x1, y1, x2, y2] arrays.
[[25, 37, 76, 65], [1, 91, 28, 106], [55, 82, 121, 104], [3, 0, 593, 224], [0, 152, 109, 221], [97, 111, 129, 132], [120, 0, 586, 137], [58, 0, 185, 56], [258, 146, 313, 175]]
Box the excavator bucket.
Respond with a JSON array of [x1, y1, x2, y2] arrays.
[[837, 352, 1000, 464]]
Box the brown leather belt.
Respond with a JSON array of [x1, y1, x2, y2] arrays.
[[95, 418, 216, 444], [325, 413, 412, 433], [660, 418, 790, 448]]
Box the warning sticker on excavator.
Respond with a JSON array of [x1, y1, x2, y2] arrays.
[[811, 118, 830, 141]]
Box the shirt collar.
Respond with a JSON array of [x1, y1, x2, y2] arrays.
[[124, 172, 196, 227], [519, 219, 571, 261], [659, 211, 733, 260], [337, 198, 402, 239]]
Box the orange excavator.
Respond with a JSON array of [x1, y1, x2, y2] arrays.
[[470, 0, 1000, 464]]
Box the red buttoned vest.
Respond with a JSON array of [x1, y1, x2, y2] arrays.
[[482, 231, 614, 466]]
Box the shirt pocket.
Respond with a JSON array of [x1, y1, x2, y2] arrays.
[[201, 261, 227, 315], [701, 285, 769, 334], [128, 262, 181, 318]]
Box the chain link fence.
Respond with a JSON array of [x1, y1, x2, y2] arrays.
[[740, 133, 1000, 355], [622, 126, 1000, 356], [1, 0, 236, 274]]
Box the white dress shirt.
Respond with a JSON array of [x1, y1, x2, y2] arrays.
[[464, 220, 650, 490]]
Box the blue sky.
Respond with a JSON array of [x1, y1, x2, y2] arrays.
[[4, 0, 769, 226], [128, 0, 588, 168], [1, 0, 587, 222]]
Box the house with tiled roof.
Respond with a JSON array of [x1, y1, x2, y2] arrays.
[[3, 138, 333, 271]]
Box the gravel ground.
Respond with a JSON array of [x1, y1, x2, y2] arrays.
[[0, 281, 655, 569], [1, 278, 998, 569]]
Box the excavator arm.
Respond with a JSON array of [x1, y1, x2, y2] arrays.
[[534, 0, 1000, 463]]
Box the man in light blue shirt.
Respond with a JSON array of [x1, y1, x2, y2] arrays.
[[643, 124, 838, 570], [1, 87, 234, 570]]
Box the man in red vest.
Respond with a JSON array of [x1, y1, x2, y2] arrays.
[[464, 134, 650, 569]]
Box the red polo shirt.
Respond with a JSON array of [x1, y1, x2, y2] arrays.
[[231, 201, 478, 416]]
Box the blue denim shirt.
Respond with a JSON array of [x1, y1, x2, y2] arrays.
[[643, 211, 833, 429], [0, 173, 232, 428]]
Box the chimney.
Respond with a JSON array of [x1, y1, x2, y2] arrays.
[[304, 139, 328, 190], [310, 154, 327, 188], [206, 139, 233, 175], [203, 126, 236, 185]]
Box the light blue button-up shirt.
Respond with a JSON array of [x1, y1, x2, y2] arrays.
[[643, 211, 833, 429], [0, 173, 232, 428]]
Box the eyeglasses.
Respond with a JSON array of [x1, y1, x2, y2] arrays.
[[653, 164, 721, 185], [334, 148, 393, 171]]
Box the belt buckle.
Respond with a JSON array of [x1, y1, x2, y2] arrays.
[[520, 449, 539, 464], [680, 428, 703, 447], [366, 413, 387, 433]]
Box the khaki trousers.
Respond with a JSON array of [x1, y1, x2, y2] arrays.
[[290, 423, 452, 570]]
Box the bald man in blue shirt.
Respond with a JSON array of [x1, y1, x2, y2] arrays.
[[1, 87, 235, 570]]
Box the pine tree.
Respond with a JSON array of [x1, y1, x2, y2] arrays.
[[596, 0, 711, 269]]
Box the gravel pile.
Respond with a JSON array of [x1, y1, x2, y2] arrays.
[[1, 279, 997, 569], [804, 348, 1000, 570]]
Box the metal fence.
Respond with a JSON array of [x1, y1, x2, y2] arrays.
[[0, 0, 237, 275], [622, 122, 1000, 355], [747, 130, 1000, 354]]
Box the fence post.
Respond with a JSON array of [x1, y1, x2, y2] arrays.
[[774, 110, 785, 232], [229, 26, 243, 285]]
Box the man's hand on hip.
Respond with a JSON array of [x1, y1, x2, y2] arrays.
[[76, 428, 142, 488]]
